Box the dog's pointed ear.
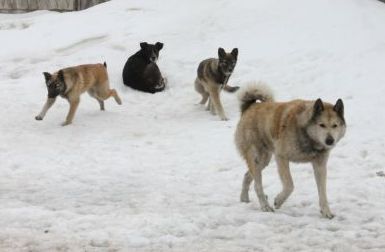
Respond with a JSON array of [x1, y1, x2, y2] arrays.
[[58, 70, 64, 82], [231, 48, 238, 58], [140, 42, 148, 49], [313, 98, 324, 116], [43, 72, 52, 83], [218, 47, 226, 59], [333, 99, 344, 118], [155, 42, 163, 51]]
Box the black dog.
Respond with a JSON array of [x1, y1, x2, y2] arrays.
[[122, 42, 166, 93]]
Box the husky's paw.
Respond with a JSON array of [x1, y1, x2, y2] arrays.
[[274, 194, 286, 209], [240, 193, 250, 203], [274, 198, 283, 209], [261, 204, 274, 212], [35, 115, 43, 121], [321, 209, 335, 219], [61, 121, 72, 126], [220, 117, 229, 121]]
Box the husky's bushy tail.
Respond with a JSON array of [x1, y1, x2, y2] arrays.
[[238, 81, 274, 113]]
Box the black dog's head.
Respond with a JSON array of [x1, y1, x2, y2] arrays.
[[43, 70, 66, 98], [218, 47, 238, 75], [140, 42, 164, 63]]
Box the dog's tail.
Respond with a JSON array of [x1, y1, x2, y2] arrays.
[[223, 84, 240, 93], [238, 81, 274, 113]]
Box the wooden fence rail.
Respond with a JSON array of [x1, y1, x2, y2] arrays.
[[0, 0, 109, 12]]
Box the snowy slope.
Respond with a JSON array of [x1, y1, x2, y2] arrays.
[[1, 0, 385, 251]]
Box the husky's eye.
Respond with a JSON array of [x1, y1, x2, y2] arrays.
[[319, 123, 326, 128], [332, 124, 338, 128]]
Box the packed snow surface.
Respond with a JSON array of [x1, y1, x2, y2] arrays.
[[1, 0, 385, 251]]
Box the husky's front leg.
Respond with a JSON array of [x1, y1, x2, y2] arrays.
[[312, 154, 334, 219], [35, 97, 56, 120], [62, 98, 80, 126]]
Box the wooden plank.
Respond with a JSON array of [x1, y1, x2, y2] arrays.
[[0, 0, 108, 12]]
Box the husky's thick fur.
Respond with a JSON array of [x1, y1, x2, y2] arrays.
[[122, 42, 166, 94], [35, 63, 122, 126], [235, 82, 346, 218], [194, 48, 239, 120]]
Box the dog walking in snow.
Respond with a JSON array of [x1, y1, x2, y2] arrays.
[[35, 63, 122, 126], [194, 47, 239, 120], [235, 83, 346, 218]]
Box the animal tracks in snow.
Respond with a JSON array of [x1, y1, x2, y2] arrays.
[[55, 35, 109, 55]]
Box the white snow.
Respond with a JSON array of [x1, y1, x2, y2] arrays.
[[1, 0, 385, 251]]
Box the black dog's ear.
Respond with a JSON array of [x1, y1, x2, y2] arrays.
[[218, 47, 226, 59], [231, 48, 238, 58], [58, 70, 65, 82], [140, 42, 148, 49], [313, 98, 324, 116], [43, 72, 52, 83], [333, 99, 344, 118], [155, 42, 163, 51]]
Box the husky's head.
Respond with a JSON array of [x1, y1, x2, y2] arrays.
[[43, 70, 66, 98], [306, 99, 346, 150], [218, 47, 238, 75], [140, 42, 163, 63]]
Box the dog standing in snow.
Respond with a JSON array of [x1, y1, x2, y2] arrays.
[[235, 83, 346, 218], [35, 63, 122, 126], [194, 47, 239, 120]]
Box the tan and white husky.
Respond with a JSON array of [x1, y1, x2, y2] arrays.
[[235, 82, 346, 218]]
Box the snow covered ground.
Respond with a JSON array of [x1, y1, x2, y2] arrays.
[[1, 0, 385, 251]]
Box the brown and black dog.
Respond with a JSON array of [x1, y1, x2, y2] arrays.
[[35, 62, 122, 126], [194, 47, 239, 120]]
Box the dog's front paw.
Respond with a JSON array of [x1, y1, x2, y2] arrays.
[[261, 204, 275, 212], [220, 116, 229, 121], [61, 121, 72, 126], [35, 115, 43, 121], [274, 195, 285, 209], [321, 208, 335, 219], [240, 193, 250, 203]]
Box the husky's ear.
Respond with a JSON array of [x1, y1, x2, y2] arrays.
[[140, 42, 148, 49], [218, 47, 226, 59], [155, 42, 163, 51], [231, 48, 238, 58], [43, 72, 52, 83], [313, 98, 324, 116], [58, 70, 65, 82], [333, 99, 344, 118]]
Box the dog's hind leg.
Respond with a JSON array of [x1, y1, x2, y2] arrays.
[[240, 171, 253, 203], [35, 97, 56, 120], [274, 157, 294, 209], [312, 155, 334, 219], [200, 92, 209, 105], [88, 89, 105, 111], [96, 84, 122, 106], [195, 78, 209, 105], [246, 149, 274, 212], [109, 89, 122, 105]]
